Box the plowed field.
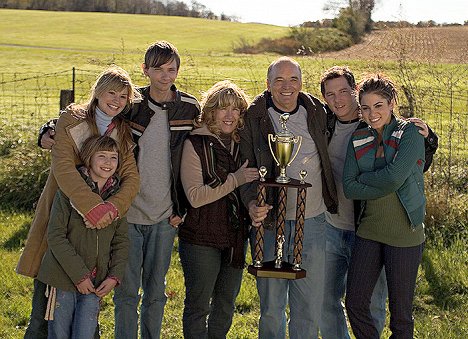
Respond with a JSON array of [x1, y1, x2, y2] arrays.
[[319, 26, 468, 63]]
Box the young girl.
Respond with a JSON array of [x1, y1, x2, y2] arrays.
[[37, 135, 129, 338], [17, 66, 140, 338], [343, 74, 426, 338]]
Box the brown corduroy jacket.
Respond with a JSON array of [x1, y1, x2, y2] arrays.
[[16, 108, 139, 278]]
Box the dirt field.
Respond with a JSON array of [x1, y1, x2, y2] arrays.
[[319, 26, 468, 64]]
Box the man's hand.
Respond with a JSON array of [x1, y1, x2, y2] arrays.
[[95, 278, 117, 298], [40, 129, 56, 149], [76, 278, 95, 295], [169, 214, 183, 228], [407, 117, 429, 138], [248, 200, 272, 227]]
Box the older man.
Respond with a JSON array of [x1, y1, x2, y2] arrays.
[[239, 56, 338, 339]]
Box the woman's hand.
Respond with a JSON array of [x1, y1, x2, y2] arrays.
[[235, 160, 260, 184]]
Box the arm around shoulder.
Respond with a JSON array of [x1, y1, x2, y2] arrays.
[[51, 110, 103, 217]]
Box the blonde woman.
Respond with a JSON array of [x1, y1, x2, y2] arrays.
[[18, 66, 140, 338], [179, 80, 258, 338]]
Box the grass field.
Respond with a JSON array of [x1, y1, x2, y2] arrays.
[[1, 8, 467, 339]]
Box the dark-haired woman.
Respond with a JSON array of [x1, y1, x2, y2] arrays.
[[343, 74, 425, 339]]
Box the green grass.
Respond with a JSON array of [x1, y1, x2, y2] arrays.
[[0, 9, 286, 72], [1, 212, 467, 338]]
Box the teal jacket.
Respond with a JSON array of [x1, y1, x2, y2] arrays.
[[343, 115, 426, 228], [37, 168, 129, 291]]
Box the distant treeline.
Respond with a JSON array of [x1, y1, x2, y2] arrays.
[[0, 0, 237, 21], [302, 19, 468, 29]]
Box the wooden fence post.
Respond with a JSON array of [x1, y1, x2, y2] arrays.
[[59, 89, 74, 110]]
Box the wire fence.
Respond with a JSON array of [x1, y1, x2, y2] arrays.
[[1, 68, 467, 186]]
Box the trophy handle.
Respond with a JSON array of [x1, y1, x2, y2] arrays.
[[268, 134, 280, 166], [288, 136, 302, 166]]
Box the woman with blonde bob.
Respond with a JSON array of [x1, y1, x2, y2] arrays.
[[343, 74, 426, 339], [18, 66, 141, 338], [179, 80, 259, 338]]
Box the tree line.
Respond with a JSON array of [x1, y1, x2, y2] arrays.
[[0, 0, 237, 21]]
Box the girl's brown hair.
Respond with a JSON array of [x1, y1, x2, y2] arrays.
[[80, 135, 121, 173]]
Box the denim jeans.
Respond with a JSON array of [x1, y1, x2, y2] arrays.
[[179, 241, 244, 339], [253, 213, 327, 339], [48, 289, 100, 339], [24, 279, 48, 339], [320, 223, 387, 339], [346, 236, 424, 339], [114, 221, 177, 339], [25, 280, 101, 339]]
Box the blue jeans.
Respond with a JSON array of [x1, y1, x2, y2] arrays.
[[320, 224, 387, 339], [25, 280, 101, 339], [254, 213, 327, 339], [114, 221, 177, 339], [48, 289, 100, 339], [179, 241, 244, 339]]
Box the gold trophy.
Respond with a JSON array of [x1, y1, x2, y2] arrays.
[[268, 113, 302, 183], [248, 114, 310, 280]]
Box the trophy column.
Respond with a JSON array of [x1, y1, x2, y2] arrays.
[[293, 186, 307, 270], [252, 178, 267, 268], [248, 172, 311, 280]]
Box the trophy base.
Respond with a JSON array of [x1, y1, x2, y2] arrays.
[[248, 261, 306, 280], [275, 175, 291, 184]]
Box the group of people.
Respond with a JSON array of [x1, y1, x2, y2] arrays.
[[16, 39, 438, 339]]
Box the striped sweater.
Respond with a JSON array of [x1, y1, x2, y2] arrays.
[[343, 115, 426, 228]]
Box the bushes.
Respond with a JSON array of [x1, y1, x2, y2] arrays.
[[233, 27, 353, 55], [424, 167, 468, 246], [0, 123, 50, 211]]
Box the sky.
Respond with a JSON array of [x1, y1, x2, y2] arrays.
[[191, 0, 466, 27]]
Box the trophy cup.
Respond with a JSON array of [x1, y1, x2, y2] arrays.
[[268, 113, 302, 183], [248, 114, 311, 280]]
